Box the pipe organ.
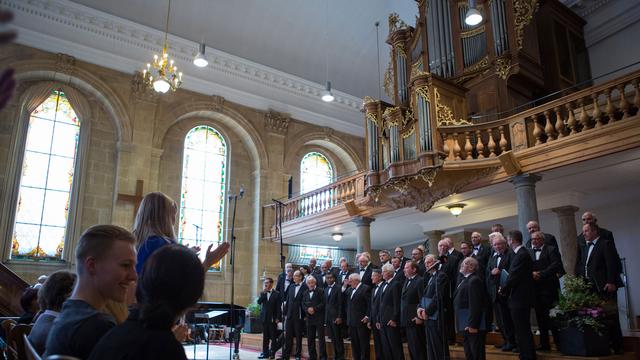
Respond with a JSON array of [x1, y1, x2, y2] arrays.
[[364, 0, 589, 202]]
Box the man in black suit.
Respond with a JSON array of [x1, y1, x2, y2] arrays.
[[357, 253, 375, 287], [411, 248, 426, 276], [401, 261, 426, 360], [257, 277, 281, 359], [303, 277, 327, 360], [575, 222, 624, 354], [491, 223, 505, 235], [378, 263, 404, 360], [395, 247, 411, 269], [418, 255, 450, 360], [577, 211, 621, 276], [525, 221, 558, 248], [454, 257, 486, 360], [346, 273, 371, 360], [391, 256, 406, 284], [487, 232, 516, 351], [501, 230, 536, 360], [318, 260, 336, 288], [470, 232, 491, 272], [529, 231, 563, 351], [275, 263, 294, 297], [309, 257, 321, 275], [440, 237, 462, 344], [281, 270, 306, 360], [324, 272, 345, 360], [369, 269, 384, 360], [379, 250, 392, 267], [338, 260, 352, 288]]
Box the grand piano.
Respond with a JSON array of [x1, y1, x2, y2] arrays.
[[185, 302, 246, 358]]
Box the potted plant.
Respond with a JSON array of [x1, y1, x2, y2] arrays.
[[550, 276, 609, 356], [244, 298, 263, 334]]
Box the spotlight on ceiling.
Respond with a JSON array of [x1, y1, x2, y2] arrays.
[[447, 203, 466, 217], [193, 43, 208, 68], [322, 81, 335, 102], [465, 0, 483, 26], [332, 232, 343, 242]]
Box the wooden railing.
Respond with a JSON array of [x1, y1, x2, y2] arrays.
[[280, 173, 366, 222], [440, 71, 640, 161]]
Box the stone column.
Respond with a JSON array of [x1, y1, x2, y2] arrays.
[[424, 230, 445, 255], [510, 173, 541, 238], [353, 216, 375, 254], [552, 205, 580, 275]]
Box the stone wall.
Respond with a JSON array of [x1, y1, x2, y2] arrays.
[[0, 43, 365, 307]]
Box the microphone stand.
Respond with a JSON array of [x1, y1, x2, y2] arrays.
[[228, 189, 243, 360], [272, 199, 286, 273]]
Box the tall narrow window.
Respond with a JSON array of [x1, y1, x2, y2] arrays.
[[178, 126, 227, 271], [300, 152, 334, 194], [12, 90, 80, 261]]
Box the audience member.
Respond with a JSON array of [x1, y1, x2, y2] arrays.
[[89, 244, 204, 360], [28, 271, 76, 354], [44, 225, 137, 359], [17, 287, 39, 324]]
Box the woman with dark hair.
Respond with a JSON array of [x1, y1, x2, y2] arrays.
[[88, 244, 205, 360], [28, 270, 76, 355], [17, 287, 39, 324]]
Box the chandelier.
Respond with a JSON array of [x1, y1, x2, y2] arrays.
[[141, 0, 182, 93]]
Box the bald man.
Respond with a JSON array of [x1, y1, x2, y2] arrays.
[[524, 221, 558, 249]]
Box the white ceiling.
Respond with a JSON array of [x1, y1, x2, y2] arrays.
[[68, 0, 418, 100], [285, 147, 640, 249]]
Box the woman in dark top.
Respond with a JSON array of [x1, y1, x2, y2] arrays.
[[88, 244, 205, 360]]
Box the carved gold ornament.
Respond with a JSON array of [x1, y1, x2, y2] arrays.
[[415, 87, 431, 102], [463, 56, 489, 74], [410, 59, 429, 80], [495, 57, 512, 80], [366, 112, 381, 127], [404, 108, 415, 127], [434, 88, 473, 126], [363, 96, 377, 105], [388, 12, 408, 34], [402, 125, 416, 139], [384, 60, 394, 98], [514, 0, 539, 51], [416, 168, 437, 187]]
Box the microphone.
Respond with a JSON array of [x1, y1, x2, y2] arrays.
[[426, 260, 441, 272], [239, 185, 245, 199]]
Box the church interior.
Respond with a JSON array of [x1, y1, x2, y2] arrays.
[[1, 0, 640, 359]]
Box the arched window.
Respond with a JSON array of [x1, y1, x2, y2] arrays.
[[178, 125, 227, 271], [300, 152, 334, 194], [11, 90, 81, 261]]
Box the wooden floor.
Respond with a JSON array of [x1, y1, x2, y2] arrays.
[[239, 331, 639, 360]]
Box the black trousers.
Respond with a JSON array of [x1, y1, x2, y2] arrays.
[[602, 296, 624, 352], [349, 324, 370, 360], [494, 299, 516, 345], [307, 322, 327, 360], [425, 319, 449, 360], [282, 317, 304, 358], [463, 330, 486, 360], [533, 301, 557, 348], [405, 323, 426, 360], [372, 326, 383, 360], [326, 320, 345, 360], [262, 321, 277, 356], [380, 324, 404, 360], [510, 307, 536, 360]]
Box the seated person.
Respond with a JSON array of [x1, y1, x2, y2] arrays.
[[88, 244, 205, 360], [17, 287, 40, 324], [28, 270, 77, 355], [44, 225, 138, 359]]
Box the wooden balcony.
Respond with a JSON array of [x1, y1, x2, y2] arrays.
[[263, 70, 640, 239]]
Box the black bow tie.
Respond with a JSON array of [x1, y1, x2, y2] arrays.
[[360, 268, 366, 272], [474, 247, 480, 250], [533, 248, 542, 252], [587, 241, 594, 247]]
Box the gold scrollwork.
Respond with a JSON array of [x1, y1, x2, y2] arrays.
[[388, 12, 408, 34], [495, 57, 512, 80], [389, 178, 412, 194], [404, 108, 414, 127], [415, 168, 438, 187], [366, 112, 380, 127], [415, 86, 430, 101], [463, 56, 490, 74], [460, 25, 486, 38], [367, 186, 382, 203], [363, 96, 377, 105], [382, 106, 400, 119], [434, 88, 473, 126], [394, 43, 407, 58], [402, 124, 416, 139], [384, 60, 394, 98], [514, 0, 539, 51]]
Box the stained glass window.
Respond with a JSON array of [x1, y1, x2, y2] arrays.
[[178, 126, 227, 271], [12, 90, 80, 261], [300, 152, 334, 194]]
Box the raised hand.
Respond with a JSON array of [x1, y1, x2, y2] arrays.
[[202, 242, 230, 270]]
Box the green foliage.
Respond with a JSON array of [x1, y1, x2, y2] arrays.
[[246, 297, 261, 317], [550, 276, 606, 333]]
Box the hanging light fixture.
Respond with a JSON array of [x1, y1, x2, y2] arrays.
[[447, 203, 466, 217], [321, 0, 334, 103], [332, 232, 343, 242], [193, 43, 208, 68], [465, 0, 483, 26], [141, 0, 182, 93]]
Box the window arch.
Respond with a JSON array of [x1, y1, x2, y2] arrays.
[[178, 125, 227, 271], [11, 90, 81, 261], [300, 152, 334, 194]]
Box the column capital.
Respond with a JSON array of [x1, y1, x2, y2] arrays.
[[510, 173, 542, 188], [352, 216, 375, 227], [551, 205, 580, 216]]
